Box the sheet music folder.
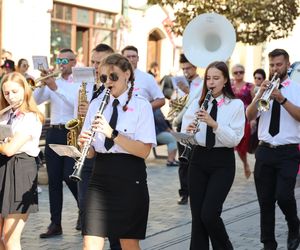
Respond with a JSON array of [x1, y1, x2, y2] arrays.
[[170, 131, 198, 145], [49, 144, 82, 158]]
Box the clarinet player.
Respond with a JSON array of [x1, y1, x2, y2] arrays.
[[181, 61, 245, 249], [78, 53, 156, 250]]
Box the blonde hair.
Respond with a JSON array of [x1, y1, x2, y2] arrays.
[[0, 72, 45, 123]]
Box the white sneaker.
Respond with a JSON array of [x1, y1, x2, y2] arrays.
[[37, 186, 42, 193]]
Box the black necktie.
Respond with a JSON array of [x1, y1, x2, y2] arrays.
[[206, 99, 217, 149], [268, 84, 283, 137], [104, 99, 119, 150], [7, 113, 15, 125]]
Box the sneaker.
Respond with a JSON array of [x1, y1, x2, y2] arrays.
[[166, 160, 179, 167], [37, 186, 42, 193]]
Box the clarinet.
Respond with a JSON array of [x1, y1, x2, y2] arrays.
[[178, 89, 212, 163], [69, 88, 111, 182]]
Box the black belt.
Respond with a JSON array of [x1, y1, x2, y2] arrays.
[[259, 141, 298, 149], [50, 124, 66, 129]]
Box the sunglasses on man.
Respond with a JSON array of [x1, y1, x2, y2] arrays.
[[55, 58, 75, 65], [99, 73, 119, 83]]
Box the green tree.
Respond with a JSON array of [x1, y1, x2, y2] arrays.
[[147, 0, 300, 45]]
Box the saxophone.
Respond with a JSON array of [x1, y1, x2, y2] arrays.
[[65, 82, 88, 148]]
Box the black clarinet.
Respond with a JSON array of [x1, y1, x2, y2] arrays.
[[179, 89, 212, 163], [69, 88, 111, 182]]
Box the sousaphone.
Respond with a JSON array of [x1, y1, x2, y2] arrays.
[[183, 13, 236, 68]]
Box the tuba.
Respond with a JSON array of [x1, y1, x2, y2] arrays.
[[65, 82, 88, 148]]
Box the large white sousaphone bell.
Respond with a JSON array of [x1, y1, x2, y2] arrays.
[[183, 13, 236, 68]]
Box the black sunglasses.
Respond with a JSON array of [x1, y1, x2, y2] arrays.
[[99, 72, 119, 83], [254, 76, 262, 80], [233, 70, 244, 75]]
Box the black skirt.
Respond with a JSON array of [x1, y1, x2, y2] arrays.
[[0, 153, 38, 217], [82, 153, 149, 239]]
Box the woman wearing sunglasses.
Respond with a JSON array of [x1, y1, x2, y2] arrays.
[[231, 64, 255, 179], [78, 53, 156, 250]]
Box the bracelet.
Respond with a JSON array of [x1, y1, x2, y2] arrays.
[[280, 98, 287, 105]]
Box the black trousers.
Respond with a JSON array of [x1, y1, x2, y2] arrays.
[[177, 123, 189, 197], [189, 146, 235, 250], [254, 144, 300, 245], [44, 128, 78, 225]]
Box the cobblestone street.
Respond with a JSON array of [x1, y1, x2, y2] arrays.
[[21, 148, 300, 249]]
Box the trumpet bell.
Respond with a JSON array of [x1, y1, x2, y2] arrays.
[[183, 13, 236, 68], [256, 99, 270, 112]]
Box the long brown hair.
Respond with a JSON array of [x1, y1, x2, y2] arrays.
[[99, 53, 135, 111], [0, 72, 45, 123], [199, 61, 235, 107]]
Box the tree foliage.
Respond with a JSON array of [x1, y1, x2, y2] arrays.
[[147, 0, 300, 45]]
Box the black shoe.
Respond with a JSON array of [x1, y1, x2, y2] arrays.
[[262, 242, 277, 250], [177, 196, 188, 205], [40, 222, 62, 238], [288, 234, 300, 250], [76, 214, 81, 231]]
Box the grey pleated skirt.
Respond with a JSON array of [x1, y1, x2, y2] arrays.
[[0, 153, 38, 217]]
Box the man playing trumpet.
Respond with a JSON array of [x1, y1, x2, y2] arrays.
[[246, 49, 300, 250]]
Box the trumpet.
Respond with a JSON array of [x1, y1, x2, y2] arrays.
[[69, 87, 111, 182], [179, 89, 212, 163], [27, 69, 61, 89], [256, 73, 280, 112]]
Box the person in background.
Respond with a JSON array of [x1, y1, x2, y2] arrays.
[[174, 53, 203, 205], [0, 72, 44, 249], [16, 58, 34, 81], [248, 68, 267, 154], [34, 48, 79, 238], [246, 49, 300, 250], [79, 53, 156, 250], [182, 61, 245, 250], [153, 108, 178, 166], [231, 64, 254, 179], [148, 62, 160, 83], [1, 59, 16, 75], [121, 45, 165, 110]]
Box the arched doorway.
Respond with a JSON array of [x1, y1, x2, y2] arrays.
[[147, 29, 165, 81]]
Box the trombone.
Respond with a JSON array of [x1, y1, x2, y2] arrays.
[[27, 69, 61, 89]]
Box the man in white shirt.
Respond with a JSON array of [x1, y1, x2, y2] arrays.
[[246, 49, 300, 250], [34, 48, 79, 238], [176, 53, 203, 205], [121, 45, 165, 110]]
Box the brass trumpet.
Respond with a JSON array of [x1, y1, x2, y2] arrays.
[[256, 73, 280, 112], [27, 69, 61, 89]]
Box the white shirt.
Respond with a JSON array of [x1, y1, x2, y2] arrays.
[[257, 78, 300, 145], [33, 75, 79, 124], [181, 95, 245, 148], [0, 111, 42, 157], [82, 88, 157, 154], [133, 69, 164, 101]]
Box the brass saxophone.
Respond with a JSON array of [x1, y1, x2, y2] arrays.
[[65, 82, 88, 148]]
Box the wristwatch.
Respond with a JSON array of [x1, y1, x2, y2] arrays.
[[111, 129, 119, 140]]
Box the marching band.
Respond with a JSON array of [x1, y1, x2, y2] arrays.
[[0, 12, 300, 250]]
